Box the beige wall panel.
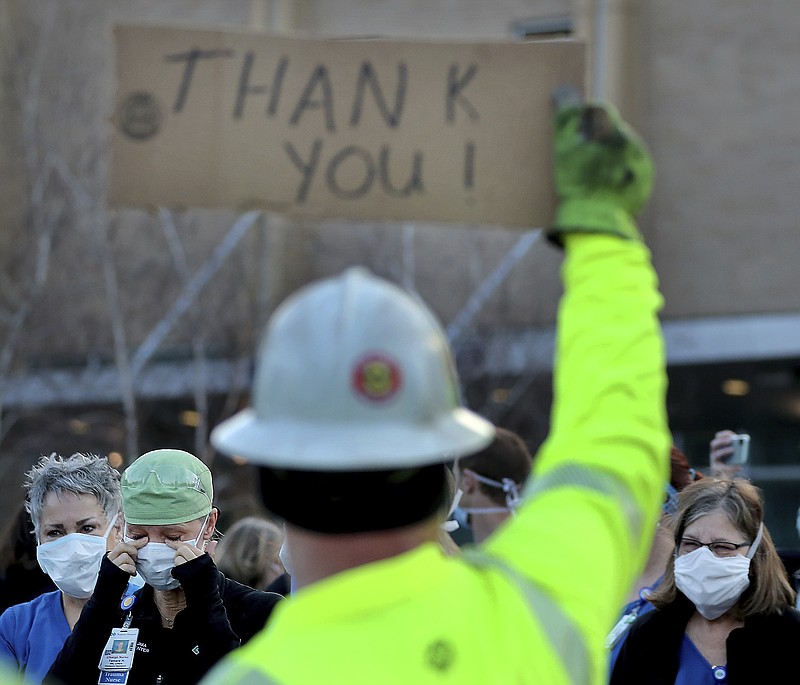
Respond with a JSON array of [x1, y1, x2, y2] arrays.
[[641, 0, 800, 318]]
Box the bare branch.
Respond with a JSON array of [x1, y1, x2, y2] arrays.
[[446, 229, 542, 345], [401, 222, 417, 294], [130, 210, 261, 378], [50, 135, 139, 460], [96, 211, 139, 461], [158, 208, 209, 459]]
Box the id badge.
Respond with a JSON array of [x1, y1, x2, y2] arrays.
[[604, 613, 636, 650], [98, 627, 138, 683]]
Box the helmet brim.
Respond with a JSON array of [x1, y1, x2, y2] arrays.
[[211, 407, 495, 470]]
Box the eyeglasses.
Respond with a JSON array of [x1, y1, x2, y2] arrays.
[[677, 537, 751, 558]]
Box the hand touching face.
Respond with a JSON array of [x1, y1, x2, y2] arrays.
[[108, 536, 147, 576]]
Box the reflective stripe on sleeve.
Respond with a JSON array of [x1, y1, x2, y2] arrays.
[[462, 548, 590, 685], [523, 463, 644, 541]]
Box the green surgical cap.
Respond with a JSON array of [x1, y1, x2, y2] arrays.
[[122, 449, 213, 525]]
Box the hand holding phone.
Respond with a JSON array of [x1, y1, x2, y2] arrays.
[[709, 430, 749, 476], [728, 434, 750, 466]]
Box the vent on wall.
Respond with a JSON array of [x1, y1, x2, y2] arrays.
[[510, 16, 573, 39]]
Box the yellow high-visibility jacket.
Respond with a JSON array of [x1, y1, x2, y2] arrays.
[[202, 234, 670, 685]]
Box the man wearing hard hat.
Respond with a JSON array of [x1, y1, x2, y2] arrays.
[[202, 96, 670, 685]]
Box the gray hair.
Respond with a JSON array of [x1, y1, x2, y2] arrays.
[[25, 453, 122, 538]]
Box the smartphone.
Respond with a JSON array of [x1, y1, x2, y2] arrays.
[[728, 434, 750, 466]]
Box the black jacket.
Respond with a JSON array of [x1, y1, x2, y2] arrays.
[[265, 572, 291, 597], [48, 553, 283, 685], [610, 593, 800, 685]]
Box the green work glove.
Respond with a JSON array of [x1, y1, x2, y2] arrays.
[[549, 90, 654, 245]]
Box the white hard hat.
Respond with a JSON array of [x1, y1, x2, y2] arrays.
[[211, 267, 494, 470]]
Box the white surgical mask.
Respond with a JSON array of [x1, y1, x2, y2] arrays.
[[441, 489, 464, 533], [278, 537, 293, 576], [674, 524, 763, 620], [796, 506, 800, 541], [278, 534, 297, 594], [127, 514, 209, 591], [37, 511, 119, 599]]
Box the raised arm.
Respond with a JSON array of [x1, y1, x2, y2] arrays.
[[486, 96, 670, 679]]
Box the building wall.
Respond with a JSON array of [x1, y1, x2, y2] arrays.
[[642, 0, 800, 318], [3, 0, 800, 547], [1, 0, 799, 390]]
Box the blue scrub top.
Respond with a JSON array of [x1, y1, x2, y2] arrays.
[[675, 634, 728, 685]]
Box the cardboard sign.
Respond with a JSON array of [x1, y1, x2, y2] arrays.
[[110, 25, 584, 227]]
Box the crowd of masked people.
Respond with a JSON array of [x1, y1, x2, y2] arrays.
[[1, 429, 797, 685], [1, 96, 799, 685], [0, 425, 530, 684]]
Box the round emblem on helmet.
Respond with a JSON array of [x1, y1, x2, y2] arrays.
[[352, 354, 402, 402], [117, 91, 162, 141]]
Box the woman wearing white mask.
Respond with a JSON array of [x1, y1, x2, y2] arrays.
[[47, 448, 282, 685], [611, 478, 800, 685], [0, 453, 123, 684]]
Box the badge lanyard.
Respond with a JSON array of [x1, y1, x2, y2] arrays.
[[604, 583, 658, 650], [97, 596, 138, 684]]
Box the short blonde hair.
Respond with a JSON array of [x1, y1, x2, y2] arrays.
[[650, 478, 795, 617]]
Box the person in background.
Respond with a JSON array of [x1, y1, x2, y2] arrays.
[[215, 516, 285, 591], [708, 430, 747, 478], [436, 465, 468, 555], [0, 503, 56, 615], [0, 453, 123, 684], [201, 94, 670, 685], [264, 526, 293, 596], [795, 507, 800, 608], [709, 429, 800, 606], [48, 448, 282, 685], [607, 446, 704, 666], [451, 427, 533, 544], [610, 478, 800, 685]]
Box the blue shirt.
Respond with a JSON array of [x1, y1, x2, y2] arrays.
[[0, 590, 70, 684], [675, 634, 728, 685], [0, 581, 141, 685]]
